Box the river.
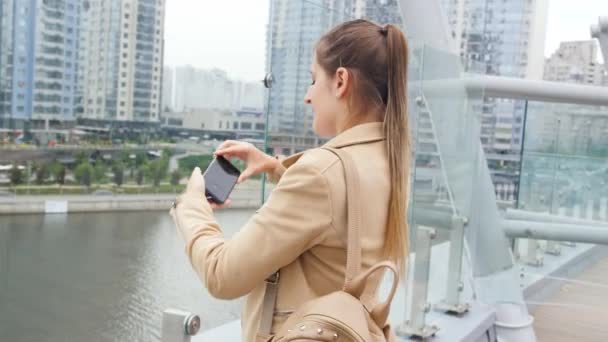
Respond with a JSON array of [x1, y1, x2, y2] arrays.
[[0, 209, 255, 341]]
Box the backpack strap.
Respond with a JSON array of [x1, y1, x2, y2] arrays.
[[322, 146, 362, 291], [258, 146, 363, 336]]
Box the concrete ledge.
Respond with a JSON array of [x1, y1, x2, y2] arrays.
[[0, 193, 260, 214]]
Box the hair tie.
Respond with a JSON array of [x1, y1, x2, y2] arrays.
[[380, 26, 388, 36]]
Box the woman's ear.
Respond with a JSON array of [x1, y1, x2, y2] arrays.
[[335, 67, 350, 99]]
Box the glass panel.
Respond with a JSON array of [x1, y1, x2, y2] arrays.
[[404, 43, 486, 323], [517, 101, 608, 340]]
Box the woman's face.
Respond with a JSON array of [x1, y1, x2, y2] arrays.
[[304, 56, 341, 137]]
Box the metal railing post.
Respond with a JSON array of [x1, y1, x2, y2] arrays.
[[435, 216, 470, 315], [397, 226, 439, 339], [161, 309, 201, 342]]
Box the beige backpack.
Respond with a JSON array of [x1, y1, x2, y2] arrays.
[[257, 146, 399, 342]]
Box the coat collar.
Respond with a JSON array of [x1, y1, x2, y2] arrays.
[[324, 122, 385, 148]]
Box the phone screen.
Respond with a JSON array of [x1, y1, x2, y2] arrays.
[[203, 156, 240, 204]]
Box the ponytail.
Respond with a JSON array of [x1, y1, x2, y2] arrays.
[[316, 20, 411, 278], [383, 24, 410, 277]]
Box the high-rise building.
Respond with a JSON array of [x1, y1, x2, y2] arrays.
[[266, 0, 402, 154], [0, 0, 81, 128], [544, 41, 607, 86], [79, 0, 165, 123], [440, 0, 549, 201]]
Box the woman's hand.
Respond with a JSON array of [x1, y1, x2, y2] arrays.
[[214, 140, 278, 183], [185, 167, 231, 209]]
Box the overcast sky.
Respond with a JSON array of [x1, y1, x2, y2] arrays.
[[163, 0, 607, 82]]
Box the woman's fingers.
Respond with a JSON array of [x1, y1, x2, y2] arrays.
[[214, 145, 248, 160]]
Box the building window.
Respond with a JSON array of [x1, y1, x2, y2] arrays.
[[121, 82, 126, 87], [233, 122, 238, 129], [219, 121, 222, 129], [123, 43, 128, 48], [120, 101, 125, 106], [125, 14, 129, 19], [241, 122, 252, 130]]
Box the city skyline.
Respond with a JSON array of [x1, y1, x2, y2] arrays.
[[163, 0, 607, 82]]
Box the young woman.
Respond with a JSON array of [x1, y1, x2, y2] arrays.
[[170, 19, 410, 341]]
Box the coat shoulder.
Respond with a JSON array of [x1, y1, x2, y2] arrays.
[[294, 148, 341, 176]]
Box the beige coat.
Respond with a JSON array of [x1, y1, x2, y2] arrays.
[[171, 122, 393, 341]]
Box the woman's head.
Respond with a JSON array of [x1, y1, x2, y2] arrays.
[[306, 19, 411, 276]]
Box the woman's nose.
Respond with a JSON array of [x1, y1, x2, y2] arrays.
[[304, 93, 312, 104]]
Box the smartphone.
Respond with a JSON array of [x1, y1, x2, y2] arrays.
[[203, 155, 241, 204]]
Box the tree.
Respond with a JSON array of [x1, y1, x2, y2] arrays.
[[94, 162, 107, 184], [136, 166, 146, 186], [56, 165, 66, 185], [113, 162, 125, 187], [74, 151, 87, 168], [170, 169, 181, 186], [9, 163, 23, 186], [48, 160, 67, 186], [135, 152, 148, 167], [74, 162, 94, 187], [148, 159, 166, 187], [35, 162, 48, 185]]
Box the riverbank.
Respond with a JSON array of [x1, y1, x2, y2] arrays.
[[0, 189, 263, 214]]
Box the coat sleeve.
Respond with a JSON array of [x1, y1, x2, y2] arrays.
[[175, 161, 333, 299]]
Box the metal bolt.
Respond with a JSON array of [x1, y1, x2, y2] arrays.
[[184, 314, 200, 336], [424, 303, 432, 313], [299, 325, 306, 331], [415, 96, 424, 106], [317, 328, 324, 335], [263, 73, 274, 89], [458, 281, 464, 291], [333, 333, 339, 340], [429, 229, 437, 239]]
